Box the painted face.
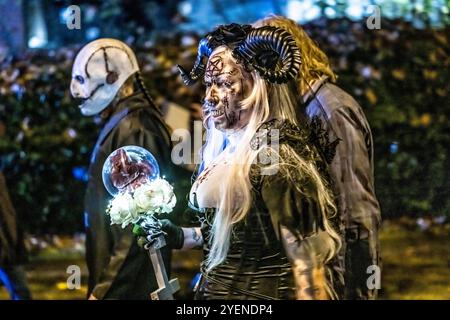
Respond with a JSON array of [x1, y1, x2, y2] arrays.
[[70, 39, 139, 116], [203, 48, 252, 132]]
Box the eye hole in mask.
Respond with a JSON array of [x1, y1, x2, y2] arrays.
[[75, 75, 85, 84]]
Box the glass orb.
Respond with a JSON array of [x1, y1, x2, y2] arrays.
[[102, 145, 160, 196]]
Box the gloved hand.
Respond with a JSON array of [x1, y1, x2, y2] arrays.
[[135, 217, 163, 249], [159, 219, 184, 249], [135, 217, 184, 249]]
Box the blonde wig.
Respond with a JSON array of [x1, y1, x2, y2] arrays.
[[200, 48, 340, 284]]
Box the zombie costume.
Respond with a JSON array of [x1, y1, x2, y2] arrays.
[[304, 76, 381, 299], [70, 39, 180, 299]]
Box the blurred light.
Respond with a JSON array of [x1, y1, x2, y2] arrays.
[[10, 83, 22, 94], [416, 218, 430, 231], [67, 128, 77, 139], [84, 212, 90, 228], [286, 0, 320, 22], [414, 3, 424, 13], [361, 66, 372, 78], [179, 1, 192, 16], [434, 216, 446, 224], [28, 0, 48, 48], [30, 237, 39, 245], [286, 0, 304, 21], [15, 132, 24, 142], [72, 166, 88, 182], [85, 5, 97, 22], [28, 36, 47, 48], [59, 7, 71, 24], [93, 115, 103, 125], [56, 282, 67, 290], [390, 142, 399, 154], [62, 149, 74, 158], [346, 4, 364, 20], [325, 7, 337, 18], [304, 5, 321, 21], [86, 27, 100, 40], [181, 35, 196, 47], [21, 117, 30, 131]]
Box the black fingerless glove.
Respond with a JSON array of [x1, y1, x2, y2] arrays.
[[160, 219, 184, 249]]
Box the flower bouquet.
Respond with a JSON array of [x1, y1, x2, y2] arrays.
[[102, 145, 180, 299], [102, 145, 176, 247]]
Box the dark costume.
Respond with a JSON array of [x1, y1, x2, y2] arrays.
[[175, 23, 342, 299], [85, 92, 179, 299], [0, 171, 32, 300], [192, 120, 340, 300], [304, 76, 381, 299]]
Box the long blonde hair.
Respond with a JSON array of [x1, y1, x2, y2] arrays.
[[253, 15, 337, 95], [200, 48, 340, 279]]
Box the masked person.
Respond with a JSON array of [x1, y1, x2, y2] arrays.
[[146, 24, 343, 300], [70, 38, 180, 300], [254, 15, 382, 300]]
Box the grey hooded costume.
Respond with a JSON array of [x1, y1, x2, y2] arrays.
[[304, 77, 381, 299]]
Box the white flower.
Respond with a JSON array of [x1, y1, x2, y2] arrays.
[[108, 193, 140, 228], [147, 178, 177, 214], [134, 184, 159, 212], [107, 178, 177, 228], [159, 193, 176, 213]]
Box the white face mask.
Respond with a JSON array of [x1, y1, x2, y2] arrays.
[[70, 38, 139, 116]]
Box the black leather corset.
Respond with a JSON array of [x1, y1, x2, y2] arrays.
[[194, 204, 296, 300]]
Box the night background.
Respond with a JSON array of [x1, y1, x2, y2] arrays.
[[0, 0, 449, 299]]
